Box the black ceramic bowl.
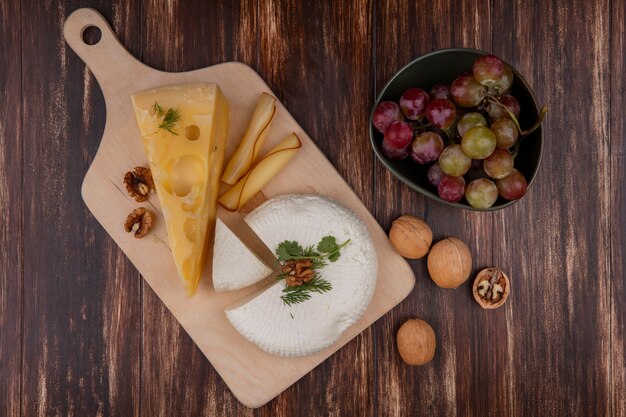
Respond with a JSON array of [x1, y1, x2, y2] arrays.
[[369, 48, 543, 211]]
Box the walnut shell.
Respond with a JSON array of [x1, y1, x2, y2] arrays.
[[426, 237, 472, 288], [389, 215, 433, 259], [396, 318, 436, 366], [472, 267, 510, 309]]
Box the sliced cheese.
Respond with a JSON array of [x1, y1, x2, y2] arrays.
[[225, 195, 377, 357], [212, 218, 272, 291], [131, 83, 229, 296]]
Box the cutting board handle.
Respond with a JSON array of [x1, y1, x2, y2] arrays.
[[63, 8, 153, 96]]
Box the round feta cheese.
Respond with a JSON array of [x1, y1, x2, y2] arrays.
[[225, 194, 377, 357]]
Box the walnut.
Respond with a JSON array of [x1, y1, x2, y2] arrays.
[[389, 215, 432, 259], [124, 166, 154, 202], [282, 259, 315, 287], [397, 318, 436, 366], [427, 237, 472, 288], [124, 207, 153, 238], [472, 267, 510, 309]]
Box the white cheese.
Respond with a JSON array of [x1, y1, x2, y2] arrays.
[[212, 219, 272, 291], [225, 194, 377, 357]]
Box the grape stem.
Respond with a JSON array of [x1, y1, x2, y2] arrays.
[[441, 127, 455, 143], [487, 96, 522, 133], [487, 96, 547, 138], [510, 107, 547, 159], [520, 106, 547, 137], [409, 120, 430, 134], [410, 120, 456, 143]]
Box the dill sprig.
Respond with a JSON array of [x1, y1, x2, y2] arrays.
[[280, 276, 333, 306], [151, 101, 181, 135], [275, 236, 350, 306]]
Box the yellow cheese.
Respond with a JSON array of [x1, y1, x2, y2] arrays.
[[131, 83, 229, 296]]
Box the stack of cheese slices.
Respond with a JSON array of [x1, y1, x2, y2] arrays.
[[131, 83, 377, 357]]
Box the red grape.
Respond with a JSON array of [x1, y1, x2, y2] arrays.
[[491, 65, 513, 94], [483, 149, 514, 179], [426, 98, 457, 129], [451, 74, 487, 107], [472, 55, 505, 87], [384, 121, 413, 149], [438, 175, 466, 203], [410, 132, 444, 164], [490, 118, 519, 149], [438, 144, 471, 176], [465, 178, 498, 208], [429, 83, 451, 100], [461, 126, 497, 159], [496, 169, 528, 200], [486, 95, 521, 120], [373, 101, 404, 133], [382, 138, 409, 160], [427, 164, 445, 187], [399, 88, 429, 120]]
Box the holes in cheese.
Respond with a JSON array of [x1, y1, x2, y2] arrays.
[[221, 93, 276, 185], [183, 218, 199, 243], [184, 125, 201, 141], [163, 155, 205, 197], [181, 195, 203, 213], [219, 133, 302, 211]]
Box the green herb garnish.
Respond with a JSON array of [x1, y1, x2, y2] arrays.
[[275, 236, 350, 306], [152, 101, 181, 135], [280, 277, 333, 306]]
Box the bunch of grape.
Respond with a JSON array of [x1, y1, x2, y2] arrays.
[[373, 54, 545, 209]]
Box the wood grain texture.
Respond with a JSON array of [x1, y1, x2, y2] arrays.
[[374, 0, 613, 415], [20, 1, 142, 416], [373, 1, 495, 416], [611, 0, 626, 415], [491, 0, 611, 415], [0, 0, 22, 416], [257, 1, 374, 414], [6, 0, 626, 415]]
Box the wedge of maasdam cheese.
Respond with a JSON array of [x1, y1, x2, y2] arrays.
[[131, 83, 229, 296], [212, 219, 272, 291]]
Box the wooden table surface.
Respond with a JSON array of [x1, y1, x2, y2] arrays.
[[1, 0, 624, 416]]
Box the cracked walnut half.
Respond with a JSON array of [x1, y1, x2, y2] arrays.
[[124, 166, 154, 202]]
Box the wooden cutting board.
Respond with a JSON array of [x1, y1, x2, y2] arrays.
[[64, 8, 415, 408]]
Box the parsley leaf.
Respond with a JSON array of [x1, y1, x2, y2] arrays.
[[317, 235, 338, 253], [275, 240, 304, 262], [327, 251, 341, 262]]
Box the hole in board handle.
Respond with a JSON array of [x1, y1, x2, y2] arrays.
[[82, 25, 102, 45]]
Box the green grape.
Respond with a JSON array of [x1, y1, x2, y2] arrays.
[[465, 178, 498, 208], [461, 126, 497, 159], [457, 112, 487, 137], [438, 144, 471, 176]]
